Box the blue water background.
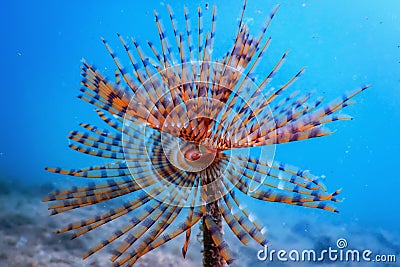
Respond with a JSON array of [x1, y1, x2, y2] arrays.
[[1, 0, 399, 249]]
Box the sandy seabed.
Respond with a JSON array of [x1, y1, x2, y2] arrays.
[[0, 178, 399, 267]]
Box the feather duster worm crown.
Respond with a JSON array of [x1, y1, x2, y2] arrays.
[[43, 1, 368, 266]]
